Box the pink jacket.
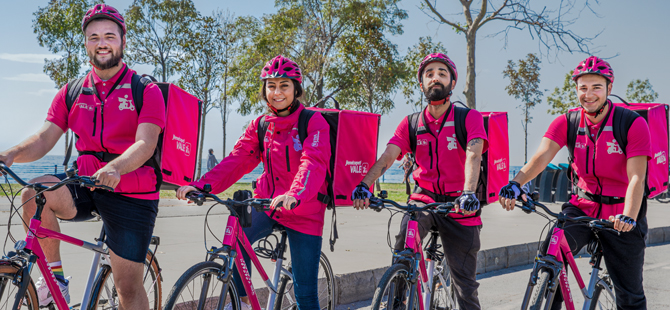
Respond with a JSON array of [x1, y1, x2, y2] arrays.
[[192, 104, 331, 236]]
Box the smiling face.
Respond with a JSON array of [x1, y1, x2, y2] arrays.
[[85, 19, 125, 70], [265, 78, 295, 111], [420, 61, 455, 102], [576, 74, 612, 113]]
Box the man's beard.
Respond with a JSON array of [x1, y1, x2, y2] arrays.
[[423, 81, 451, 102], [89, 46, 124, 70]]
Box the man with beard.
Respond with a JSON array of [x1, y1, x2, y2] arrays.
[[352, 53, 486, 309], [0, 4, 165, 308]]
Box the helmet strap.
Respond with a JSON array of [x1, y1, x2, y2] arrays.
[[583, 100, 609, 117]]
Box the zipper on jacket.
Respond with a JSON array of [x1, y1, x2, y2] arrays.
[[586, 146, 590, 174], [99, 101, 109, 153], [428, 142, 434, 169], [92, 106, 98, 136], [266, 130, 276, 197], [434, 138, 442, 195], [285, 145, 290, 172]]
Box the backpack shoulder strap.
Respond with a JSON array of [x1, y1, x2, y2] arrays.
[[65, 76, 87, 112], [257, 116, 269, 154], [407, 112, 421, 154], [566, 110, 582, 160], [298, 108, 317, 145], [453, 106, 470, 150], [612, 106, 640, 156], [130, 73, 152, 115]]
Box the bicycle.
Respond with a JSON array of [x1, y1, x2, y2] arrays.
[[516, 196, 618, 310], [0, 162, 162, 310], [368, 191, 459, 310], [163, 187, 335, 310]]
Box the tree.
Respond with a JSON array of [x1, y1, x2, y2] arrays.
[[400, 37, 448, 108], [626, 79, 658, 103], [546, 70, 577, 115], [33, 0, 93, 166], [176, 12, 227, 179], [503, 53, 543, 163], [422, 0, 597, 109], [232, 0, 408, 115], [124, 0, 197, 82]]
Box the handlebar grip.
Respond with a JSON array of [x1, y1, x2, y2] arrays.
[[185, 191, 205, 206], [590, 220, 614, 229]]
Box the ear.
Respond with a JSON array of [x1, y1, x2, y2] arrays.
[[607, 82, 613, 96], [450, 80, 456, 91], [122, 34, 127, 49]]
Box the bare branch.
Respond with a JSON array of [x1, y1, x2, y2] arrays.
[[423, 0, 467, 33]]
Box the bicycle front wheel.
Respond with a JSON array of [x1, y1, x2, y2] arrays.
[[88, 250, 162, 310], [371, 263, 419, 310], [527, 270, 556, 310], [588, 275, 616, 310], [274, 251, 335, 310], [0, 264, 39, 310], [163, 261, 240, 310]]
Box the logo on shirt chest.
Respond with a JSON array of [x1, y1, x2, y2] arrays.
[[606, 139, 623, 155], [77, 102, 95, 111], [417, 139, 428, 146], [118, 95, 135, 111], [446, 134, 458, 151], [575, 141, 586, 150], [292, 134, 303, 152]]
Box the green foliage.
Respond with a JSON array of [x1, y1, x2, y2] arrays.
[[546, 71, 577, 115], [626, 79, 659, 103], [400, 37, 448, 108], [124, 0, 197, 82], [503, 53, 543, 162], [232, 0, 407, 115], [32, 0, 93, 88]]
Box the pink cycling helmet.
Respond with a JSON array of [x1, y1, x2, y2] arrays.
[[417, 53, 458, 84], [260, 55, 303, 84], [82, 4, 126, 34], [572, 56, 614, 84]]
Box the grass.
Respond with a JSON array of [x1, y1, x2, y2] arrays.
[[160, 182, 409, 202], [0, 184, 25, 197]]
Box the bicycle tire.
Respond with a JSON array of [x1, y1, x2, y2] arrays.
[[88, 250, 162, 310], [0, 264, 39, 309], [588, 276, 616, 310], [371, 263, 419, 310], [274, 251, 335, 310], [429, 261, 456, 310], [528, 270, 555, 310], [163, 261, 240, 310]]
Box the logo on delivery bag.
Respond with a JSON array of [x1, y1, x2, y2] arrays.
[[345, 160, 369, 174], [172, 134, 191, 156]]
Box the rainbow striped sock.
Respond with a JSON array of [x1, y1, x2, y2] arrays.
[[48, 261, 66, 284]]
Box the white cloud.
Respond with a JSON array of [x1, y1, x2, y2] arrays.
[[36, 89, 59, 97], [3, 73, 53, 83], [0, 53, 59, 64]]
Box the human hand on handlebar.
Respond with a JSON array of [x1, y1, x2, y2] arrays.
[[455, 191, 479, 215], [271, 194, 297, 211], [91, 165, 120, 191], [609, 214, 636, 232], [176, 185, 199, 201], [498, 181, 527, 211], [0, 154, 15, 168], [352, 182, 373, 210]]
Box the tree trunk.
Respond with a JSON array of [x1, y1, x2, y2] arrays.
[[196, 100, 207, 179], [464, 31, 477, 109], [524, 104, 529, 163], [316, 76, 325, 108], [222, 62, 229, 156]]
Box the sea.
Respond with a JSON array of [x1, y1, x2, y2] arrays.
[[1, 155, 522, 184]]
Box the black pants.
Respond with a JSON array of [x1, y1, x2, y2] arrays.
[[542, 203, 648, 310], [394, 200, 482, 310]]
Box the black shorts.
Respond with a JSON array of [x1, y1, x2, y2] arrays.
[[53, 173, 159, 263]]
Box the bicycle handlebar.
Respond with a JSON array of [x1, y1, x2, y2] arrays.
[[368, 197, 458, 215], [0, 161, 114, 192], [517, 197, 616, 231], [185, 191, 273, 211]]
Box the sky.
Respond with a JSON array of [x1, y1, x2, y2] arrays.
[[1, 1, 668, 166]]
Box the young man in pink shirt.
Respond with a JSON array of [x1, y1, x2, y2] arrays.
[[499, 56, 650, 309], [352, 53, 487, 310], [0, 4, 165, 309]]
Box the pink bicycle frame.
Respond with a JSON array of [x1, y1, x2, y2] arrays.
[[404, 220, 429, 310], [23, 217, 107, 310], [221, 216, 273, 310], [542, 227, 588, 310]]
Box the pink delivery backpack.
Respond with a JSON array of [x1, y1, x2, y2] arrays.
[[257, 99, 381, 250], [64, 74, 202, 192]]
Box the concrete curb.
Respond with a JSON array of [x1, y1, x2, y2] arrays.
[[329, 225, 670, 305]]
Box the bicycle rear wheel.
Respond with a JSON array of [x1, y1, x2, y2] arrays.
[[429, 260, 456, 310], [163, 261, 239, 310], [371, 263, 419, 310], [588, 275, 616, 310], [89, 250, 162, 310], [274, 252, 335, 310], [0, 264, 39, 309]]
